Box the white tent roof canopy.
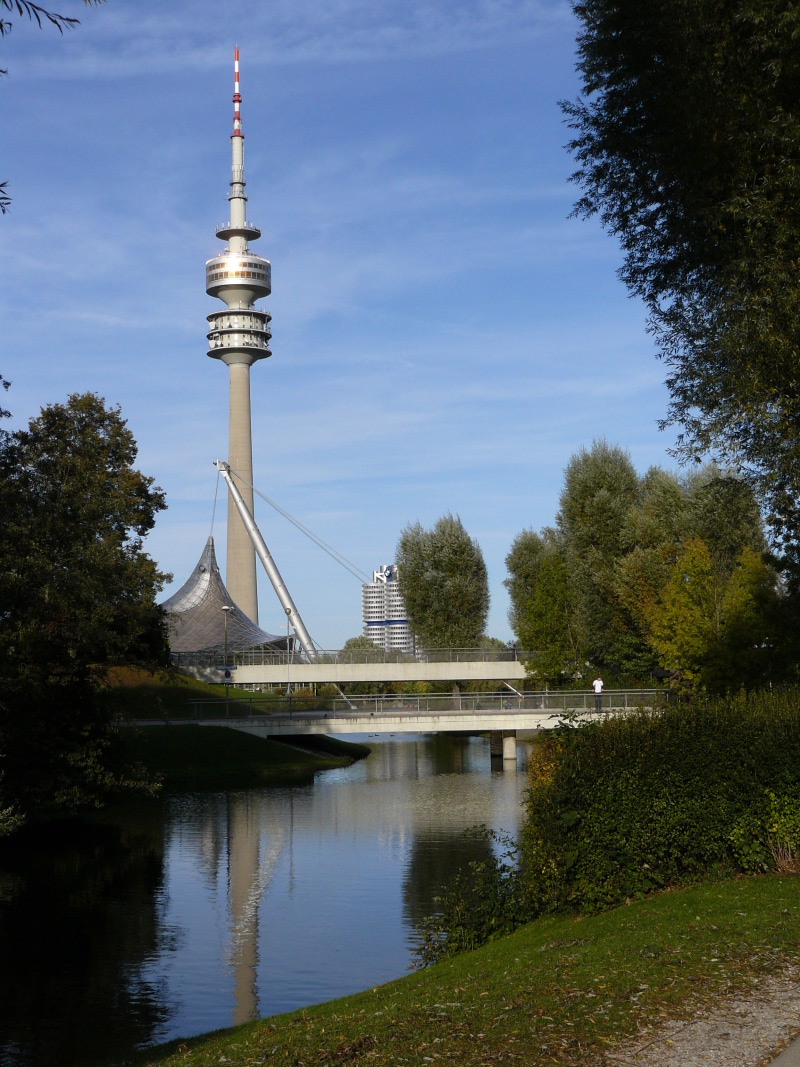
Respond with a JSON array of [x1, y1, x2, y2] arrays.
[[162, 537, 286, 654]]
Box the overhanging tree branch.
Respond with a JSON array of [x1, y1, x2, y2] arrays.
[[0, 0, 81, 36]]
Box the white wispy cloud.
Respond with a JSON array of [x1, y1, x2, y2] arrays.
[[11, 0, 573, 80]]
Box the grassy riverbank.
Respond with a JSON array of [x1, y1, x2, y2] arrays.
[[128, 871, 800, 1067], [119, 725, 370, 789], [103, 666, 369, 788], [101, 665, 257, 720]]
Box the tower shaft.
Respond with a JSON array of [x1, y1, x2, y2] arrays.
[[206, 48, 272, 623], [227, 362, 259, 622]]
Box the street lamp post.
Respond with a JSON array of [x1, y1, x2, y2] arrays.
[[222, 605, 234, 717]]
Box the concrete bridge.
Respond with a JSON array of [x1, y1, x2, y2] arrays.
[[180, 707, 588, 761], [172, 647, 531, 689], [138, 688, 668, 763]]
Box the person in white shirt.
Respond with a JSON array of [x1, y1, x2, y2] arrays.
[[592, 676, 604, 712]]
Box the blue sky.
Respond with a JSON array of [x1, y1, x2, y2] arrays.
[[1, 0, 679, 648]]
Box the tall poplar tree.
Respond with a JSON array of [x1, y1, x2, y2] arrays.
[[556, 440, 646, 672], [564, 0, 800, 550], [504, 528, 579, 683], [396, 514, 489, 649]]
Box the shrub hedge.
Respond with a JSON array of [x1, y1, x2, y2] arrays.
[[522, 690, 800, 914], [418, 689, 800, 963]]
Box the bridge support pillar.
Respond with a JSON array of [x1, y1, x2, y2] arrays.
[[502, 731, 517, 761], [490, 730, 517, 769]]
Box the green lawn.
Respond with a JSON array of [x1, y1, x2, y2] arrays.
[[101, 665, 261, 720], [128, 872, 800, 1067], [119, 725, 369, 789], [102, 667, 370, 789]]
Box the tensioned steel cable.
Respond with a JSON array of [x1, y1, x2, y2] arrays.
[[225, 466, 372, 584], [209, 468, 221, 536]]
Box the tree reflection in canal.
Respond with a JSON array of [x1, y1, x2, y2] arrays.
[[0, 809, 170, 1065], [402, 828, 497, 930]]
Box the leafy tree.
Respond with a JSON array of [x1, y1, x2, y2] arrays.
[[649, 540, 781, 693], [714, 547, 783, 690], [0, 392, 168, 825], [396, 514, 489, 649], [556, 440, 647, 673], [614, 468, 687, 652], [614, 465, 768, 661], [563, 0, 800, 550], [338, 635, 385, 662], [478, 635, 511, 658], [619, 466, 687, 557], [504, 528, 580, 684], [506, 441, 788, 687], [647, 538, 718, 691], [1, 392, 168, 686], [684, 464, 766, 576]]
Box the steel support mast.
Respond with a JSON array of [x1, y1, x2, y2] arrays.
[[215, 461, 318, 662]]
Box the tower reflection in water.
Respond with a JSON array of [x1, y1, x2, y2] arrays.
[[227, 793, 286, 1024], [159, 735, 526, 1033]]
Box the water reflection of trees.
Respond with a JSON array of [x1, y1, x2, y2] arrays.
[[402, 828, 495, 928], [425, 733, 469, 775], [0, 807, 170, 1067]]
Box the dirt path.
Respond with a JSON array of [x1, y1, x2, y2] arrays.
[[604, 967, 800, 1066]]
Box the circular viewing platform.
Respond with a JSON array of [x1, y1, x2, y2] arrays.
[[215, 221, 262, 242]]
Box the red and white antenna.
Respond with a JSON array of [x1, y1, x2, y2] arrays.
[[232, 45, 243, 139]]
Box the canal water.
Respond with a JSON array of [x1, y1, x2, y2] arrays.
[[0, 733, 530, 1067]]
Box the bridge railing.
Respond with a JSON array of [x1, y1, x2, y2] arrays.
[[324, 689, 671, 715], [170, 647, 538, 669], [165, 688, 672, 721]]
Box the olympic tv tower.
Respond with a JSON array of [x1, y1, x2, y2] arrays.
[[206, 48, 271, 623]]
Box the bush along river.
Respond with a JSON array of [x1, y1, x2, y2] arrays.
[[0, 732, 531, 1067]]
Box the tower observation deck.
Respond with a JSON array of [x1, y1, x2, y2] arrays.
[[206, 48, 271, 623]]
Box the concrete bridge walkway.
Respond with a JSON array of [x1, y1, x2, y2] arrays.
[[134, 688, 668, 763], [171, 646, 532, 688]]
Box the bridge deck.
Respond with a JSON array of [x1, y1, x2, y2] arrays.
[[179, 659, 528, 686], [133, 701, 655, 737]]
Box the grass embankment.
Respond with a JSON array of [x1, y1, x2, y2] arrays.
[[130, 872, 800, 1067], [119, 725, 370, 789], [101, 665, 258, 720], [103, 667, 369, 789]]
